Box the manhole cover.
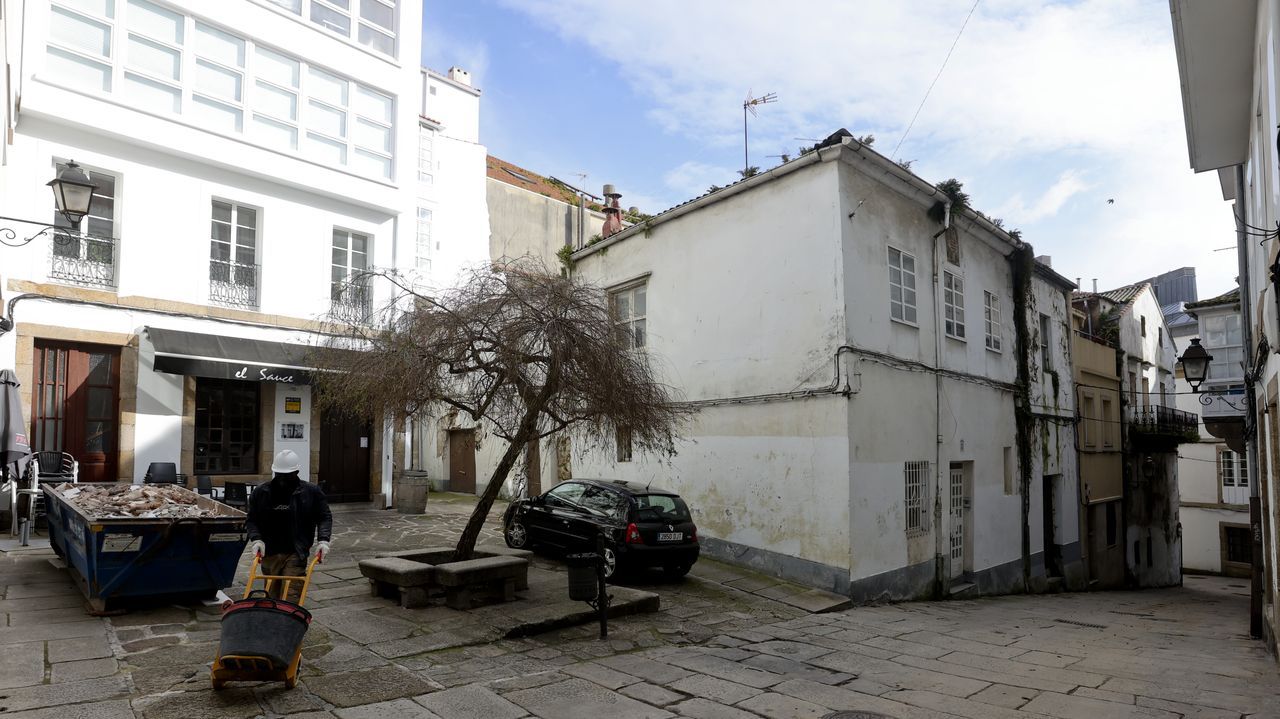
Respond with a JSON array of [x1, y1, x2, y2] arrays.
[[823, 713, 894, 719]]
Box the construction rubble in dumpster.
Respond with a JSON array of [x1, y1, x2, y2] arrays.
[[56, 483, 225, 519]]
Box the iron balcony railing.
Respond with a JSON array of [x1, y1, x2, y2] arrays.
[[209, 259, 260, 308], [1129, 404, 1199, 441], [49, 232, 116, 288], [331, 280, 372, 323]]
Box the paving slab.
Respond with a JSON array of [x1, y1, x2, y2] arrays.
[[48, 634, 113, 663], [413, 684, 526, 719], [51, 657, 118, 682], [970, 682, 1041, 709], [505, 677, 673, 719], [1022, 690, 1179, 719], [0, 640, 47, 689], [666, 697, 761, 719], [336, 698, 443, 719], [562, 660, 641, 690], [735, 691, 829, 718], [0, 699, 136, 719], [619, 682, 684, 707], [0, 676, 132, 713], [133, 688, 264, 719], [309, 666, 442, 708]]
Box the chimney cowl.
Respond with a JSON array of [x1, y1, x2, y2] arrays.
[[1035, 254, 1052, 268], [447, 67, 472, 86]]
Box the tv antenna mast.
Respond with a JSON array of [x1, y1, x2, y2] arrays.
[[743, 90, 777, 175]]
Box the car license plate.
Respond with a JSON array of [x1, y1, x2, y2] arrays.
[[657, 532, 682, 542]]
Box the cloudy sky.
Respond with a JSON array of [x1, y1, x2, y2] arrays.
[[422, 0, 1239, 299]]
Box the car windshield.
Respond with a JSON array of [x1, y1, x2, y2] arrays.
[[633, 494, 691, 522]]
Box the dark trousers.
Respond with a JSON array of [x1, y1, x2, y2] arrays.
[[261, 553, 307, 603]]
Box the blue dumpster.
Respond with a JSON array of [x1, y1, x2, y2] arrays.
[[43, 483, 248, 614]]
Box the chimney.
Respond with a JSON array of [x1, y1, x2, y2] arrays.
[[1092, 279, 1098, 293], [601, 184, 624, 238], [447, 67, 471, 86], [1035, 255, 1052, 267]]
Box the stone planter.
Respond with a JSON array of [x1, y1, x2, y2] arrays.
[[393, 470, 429, 514]]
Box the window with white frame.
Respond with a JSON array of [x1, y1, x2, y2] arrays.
[[331, 228, 369, 310], [887, 246, 917, 324], [1204, 314, 1244, 381], [256, 0, 398, 57], [984, 290, 1001, 351], [43, 2, 396, 180], [905, 460, 929, 534], [1220, 449, 1248, 488], [610, 283, 647, 350], [418, 126, 435, 184], [1039, 313, 1052, 370], [943, 271, 965, 339], [210, 200, 257, 286], [415, 207, 432, 274]]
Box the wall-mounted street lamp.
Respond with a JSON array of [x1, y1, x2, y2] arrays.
[[0, 161, 99, 247], [1178, 338, 1213, 393]]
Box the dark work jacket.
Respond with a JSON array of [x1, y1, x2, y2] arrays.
[[245, 479, 333, 561]]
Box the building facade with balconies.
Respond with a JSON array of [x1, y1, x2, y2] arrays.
[[1176, 289, 1253, 577], [0, 0, 425, 505], [1073, 281, 1190, 588]]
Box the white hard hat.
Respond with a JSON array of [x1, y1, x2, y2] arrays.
[[271, 449, 302, 474]]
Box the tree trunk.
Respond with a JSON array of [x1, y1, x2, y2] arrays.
[[453, 423, 533, 561]]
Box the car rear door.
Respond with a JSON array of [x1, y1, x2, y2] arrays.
[[633, 493, 697, 547], [574, 485, 629, 544], [539, 482, 591, 548]]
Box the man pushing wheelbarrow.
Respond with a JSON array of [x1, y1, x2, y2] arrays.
[[246, 449, 333, 598], [211, 450, 334, 690]]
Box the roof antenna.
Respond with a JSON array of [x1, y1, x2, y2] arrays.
[[743, 90, 778, 176]]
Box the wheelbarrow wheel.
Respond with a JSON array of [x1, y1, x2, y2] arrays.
[[212, 677, 225, 691]]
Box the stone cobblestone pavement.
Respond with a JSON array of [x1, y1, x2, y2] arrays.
[[1, 497, 1277, 718]]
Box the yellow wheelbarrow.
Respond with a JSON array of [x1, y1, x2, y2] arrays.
[[211, 554, 320, 690]]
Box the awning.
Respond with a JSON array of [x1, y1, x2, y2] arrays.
[[147, 327, 319, 384]]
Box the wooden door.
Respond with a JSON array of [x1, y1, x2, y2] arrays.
[[525, 440, 541, 497], [33, 343, 120, 483], [319, 409, 370, 502], [448, 429, 476, 494]]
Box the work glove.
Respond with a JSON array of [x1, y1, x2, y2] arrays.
[[313, 541, 331, 563], [248, 540, 265, 559]]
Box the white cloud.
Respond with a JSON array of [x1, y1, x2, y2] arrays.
[[499, 0, 1238, 294], [993, 170, 1092, 225]]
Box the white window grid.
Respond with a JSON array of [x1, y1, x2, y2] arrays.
[[888, 246, 917, 325], [415, 206, 432, 274], [210, 200, 258, 274], [943, 271, 965, 339], [418, 126, 435, 184], [905, 460, 929, 535], [43, 1, 395, 180], [255, 0, 398, 57], [949, 465, 964, 562], [984, 290, 1001, 351], [1221, 450, 1249, 488], [610, 283, 647, 350]]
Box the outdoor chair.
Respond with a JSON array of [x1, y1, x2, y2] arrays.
[[222, 481, 248, 510], [196, 474, 223, 500], [24, 451, 78, 538], [143, 462, 187, 486]]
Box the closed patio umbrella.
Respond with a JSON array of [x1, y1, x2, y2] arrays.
[[0, 369, 31, 484]]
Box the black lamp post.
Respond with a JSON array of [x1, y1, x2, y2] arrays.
[[0, 161, 99, 247], [1178, 338, 1213, 393]]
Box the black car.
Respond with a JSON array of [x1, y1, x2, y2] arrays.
[[501, 479, 699, 579]]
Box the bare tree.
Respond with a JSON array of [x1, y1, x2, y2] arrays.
[[311, 262, 687, 560]]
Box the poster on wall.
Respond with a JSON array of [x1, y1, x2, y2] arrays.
[[285, 396, 302, 414], [280, 422, 305, 440]]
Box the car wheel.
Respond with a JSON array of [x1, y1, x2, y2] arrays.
[[505, 520, 530, 549], [602, 546, 619, 580]]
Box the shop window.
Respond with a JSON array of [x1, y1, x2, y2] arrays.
[[194, 378, 259, 474]]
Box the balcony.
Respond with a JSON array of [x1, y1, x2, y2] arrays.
[[1128, 404, 1199, 448], [331, 280, 372, 324], [49, 232, 116, 289], [209, 259, 259, 309]]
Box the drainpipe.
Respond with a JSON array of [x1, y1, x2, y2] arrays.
[[931, 200, 952, 596], [1235, 163, 1263, 638]]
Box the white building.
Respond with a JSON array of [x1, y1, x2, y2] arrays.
[[1169, 0, 1277, 643], [416, 67, 489, 292], [1175, 289, 1252, 577], [1073, 282, 1191, 588], [0, 0, 425, 506], [419, 132, 1085, 601]]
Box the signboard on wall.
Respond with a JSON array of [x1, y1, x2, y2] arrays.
[[273, 385, 312, 481], [285, 396, 302, 414]]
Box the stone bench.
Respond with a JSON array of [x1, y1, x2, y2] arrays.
[[358, 557, 435, 608], [376, 546, 534, 590], [433, 556, 528, 610]]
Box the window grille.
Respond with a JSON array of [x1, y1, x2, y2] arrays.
[[905, 461, 929, 534]]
